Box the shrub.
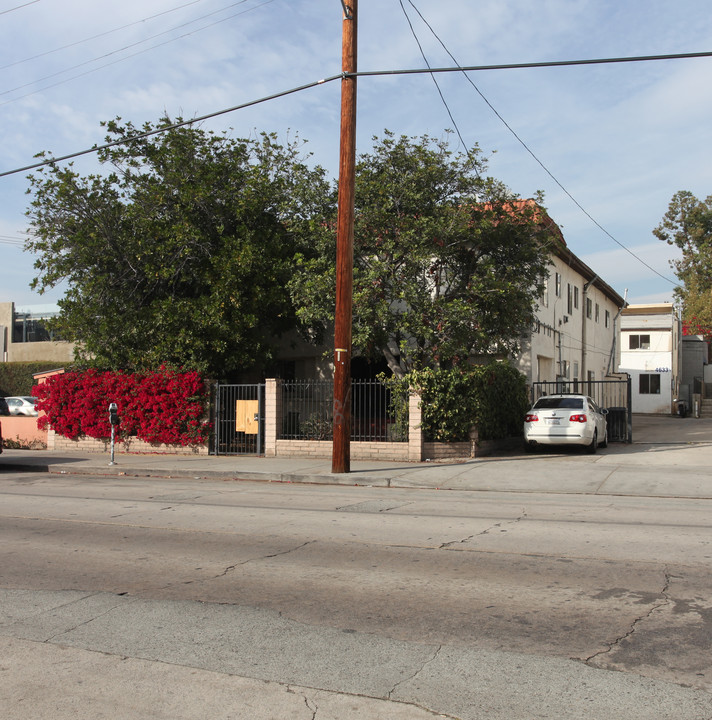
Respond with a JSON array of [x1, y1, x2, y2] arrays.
[[0, 362, 62, 396], [396, 362, 528, 442], [33, 367, 210, 446]]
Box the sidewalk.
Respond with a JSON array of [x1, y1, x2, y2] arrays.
[[2, 414, 711, 498]]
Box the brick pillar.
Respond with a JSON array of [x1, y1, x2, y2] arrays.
[[264, 378, 281, 457], [408, 392, 423, 462]]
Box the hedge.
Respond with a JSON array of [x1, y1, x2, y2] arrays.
[[0, 362, 62, 397]]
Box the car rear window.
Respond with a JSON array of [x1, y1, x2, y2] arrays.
[[533, 397, 584, 410]]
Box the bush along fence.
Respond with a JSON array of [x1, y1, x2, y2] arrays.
[[36, 367, 212, 455]]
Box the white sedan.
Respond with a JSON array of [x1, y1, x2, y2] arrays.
[[5, 396, 39, 417], [523, 394, 608, 453]]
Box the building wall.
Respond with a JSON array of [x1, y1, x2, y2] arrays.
[[618, 304, 681, 414], [515, 255, 623, 386], [0, 302, 75, 364]]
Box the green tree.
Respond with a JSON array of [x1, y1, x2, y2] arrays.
[[25, 117, 332, 377], [290, 131, 553, 375], [653, 190, 712, 334]]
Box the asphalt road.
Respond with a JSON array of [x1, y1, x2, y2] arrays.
[[2, 468, 712, 719]]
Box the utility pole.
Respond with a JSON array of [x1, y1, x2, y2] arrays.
[[332, 0, 357, 474]]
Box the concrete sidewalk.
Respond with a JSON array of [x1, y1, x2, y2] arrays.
[[2, 414, 711, 498]]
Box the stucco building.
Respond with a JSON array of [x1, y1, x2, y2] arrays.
[[0, 302, 75, 364], [514, 229, 626, 389], [618, 303, 682, 414]]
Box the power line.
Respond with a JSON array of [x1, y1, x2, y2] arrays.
[[0, 0, 277, 106], [0, 73, 343, 178], [349, 50, 712, 78], [397, 0, 469, 156], [400, 1, 679, 286], [0, 46, 708, 206], [0, 0, 205, 71], [0, 0, 39, 16]]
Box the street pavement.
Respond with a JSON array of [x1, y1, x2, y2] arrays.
[[1, 413, 712, 719]]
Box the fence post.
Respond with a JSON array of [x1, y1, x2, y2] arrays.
[[408, 392, 423, 462], [264, 378, 280, 457]]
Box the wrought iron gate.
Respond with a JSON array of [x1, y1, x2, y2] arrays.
[[530, 377, 632, 443], [214, 383, 265, 455]]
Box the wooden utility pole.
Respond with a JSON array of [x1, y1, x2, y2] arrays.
[[332, 0, 357, 473]]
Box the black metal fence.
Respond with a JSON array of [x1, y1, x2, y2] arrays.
[[530, 377, 632, 442], [280, 379, 408, 442], [214, 383, 265, 455]]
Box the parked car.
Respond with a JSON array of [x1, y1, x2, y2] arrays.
[[0, 397, 9, 416], [5, 396, 38, 417], [523, 394, 608, 453], [0, 419, 3, 453]]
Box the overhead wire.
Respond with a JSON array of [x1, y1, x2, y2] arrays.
[[397, 0, 469, 157], [0, 0, 39, 15], [0, 0, 205, 71], [0, 49, 708, 197], [401, 0, 678, 286], [0, 0, 276, 106], [0, 73, 344, 178]]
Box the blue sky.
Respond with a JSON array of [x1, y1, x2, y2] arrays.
[[1, 0, 710, 311]]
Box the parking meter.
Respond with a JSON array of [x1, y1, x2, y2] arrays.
[[108, 403, 119, 465]]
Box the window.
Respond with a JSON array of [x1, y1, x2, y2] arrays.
[[555, 272, 561, 297], [12, 311, 60, 343], [560, 360, 570, 378], [595, 303, 600, 323], [573, 361, 579, 381], [541, 278, 549, 307], [567, 284, 572, 314], [639, 373, 661, 394], [629, 334, 651, 350], [574, 286, 579, 310], [586, 298, 593, 319], [605, 310, 611, 328]]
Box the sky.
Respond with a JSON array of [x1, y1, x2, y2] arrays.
[[1, 0, 710, 313]]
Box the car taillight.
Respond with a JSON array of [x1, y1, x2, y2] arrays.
[[524, 414, 539, 422], [569, 414, 587, 423]]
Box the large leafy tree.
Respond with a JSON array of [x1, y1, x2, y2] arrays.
[[25, 118, 331, 376], [653, 190, 712, 335], [290, 131, 553, 376]]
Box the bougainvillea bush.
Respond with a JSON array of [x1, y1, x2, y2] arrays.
[[33, 367, 210, 446]]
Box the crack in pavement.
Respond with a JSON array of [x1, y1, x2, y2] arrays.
[[583, 567, 674, 665], [388, 644, 443, 700], [213, 540, 316, 579], [439, 509, 527, 549], [43, 593, 137, 643]]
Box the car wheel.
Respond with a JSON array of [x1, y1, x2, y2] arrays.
[[586, 430, 598, 454], [599, 429, 608, 449]]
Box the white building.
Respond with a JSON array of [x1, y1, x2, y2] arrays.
[[618, 303, 682, 414], [515, 230, 626, 389]]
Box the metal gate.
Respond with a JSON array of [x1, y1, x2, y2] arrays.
[[530, 377, 632, 443], [214, 383, 265, 455]]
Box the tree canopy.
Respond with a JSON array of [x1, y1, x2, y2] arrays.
[[26, 123, 553, 378], [653, 190, 712, 335], [25, 118, 331, 377], [289, 131, 553, 375]]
